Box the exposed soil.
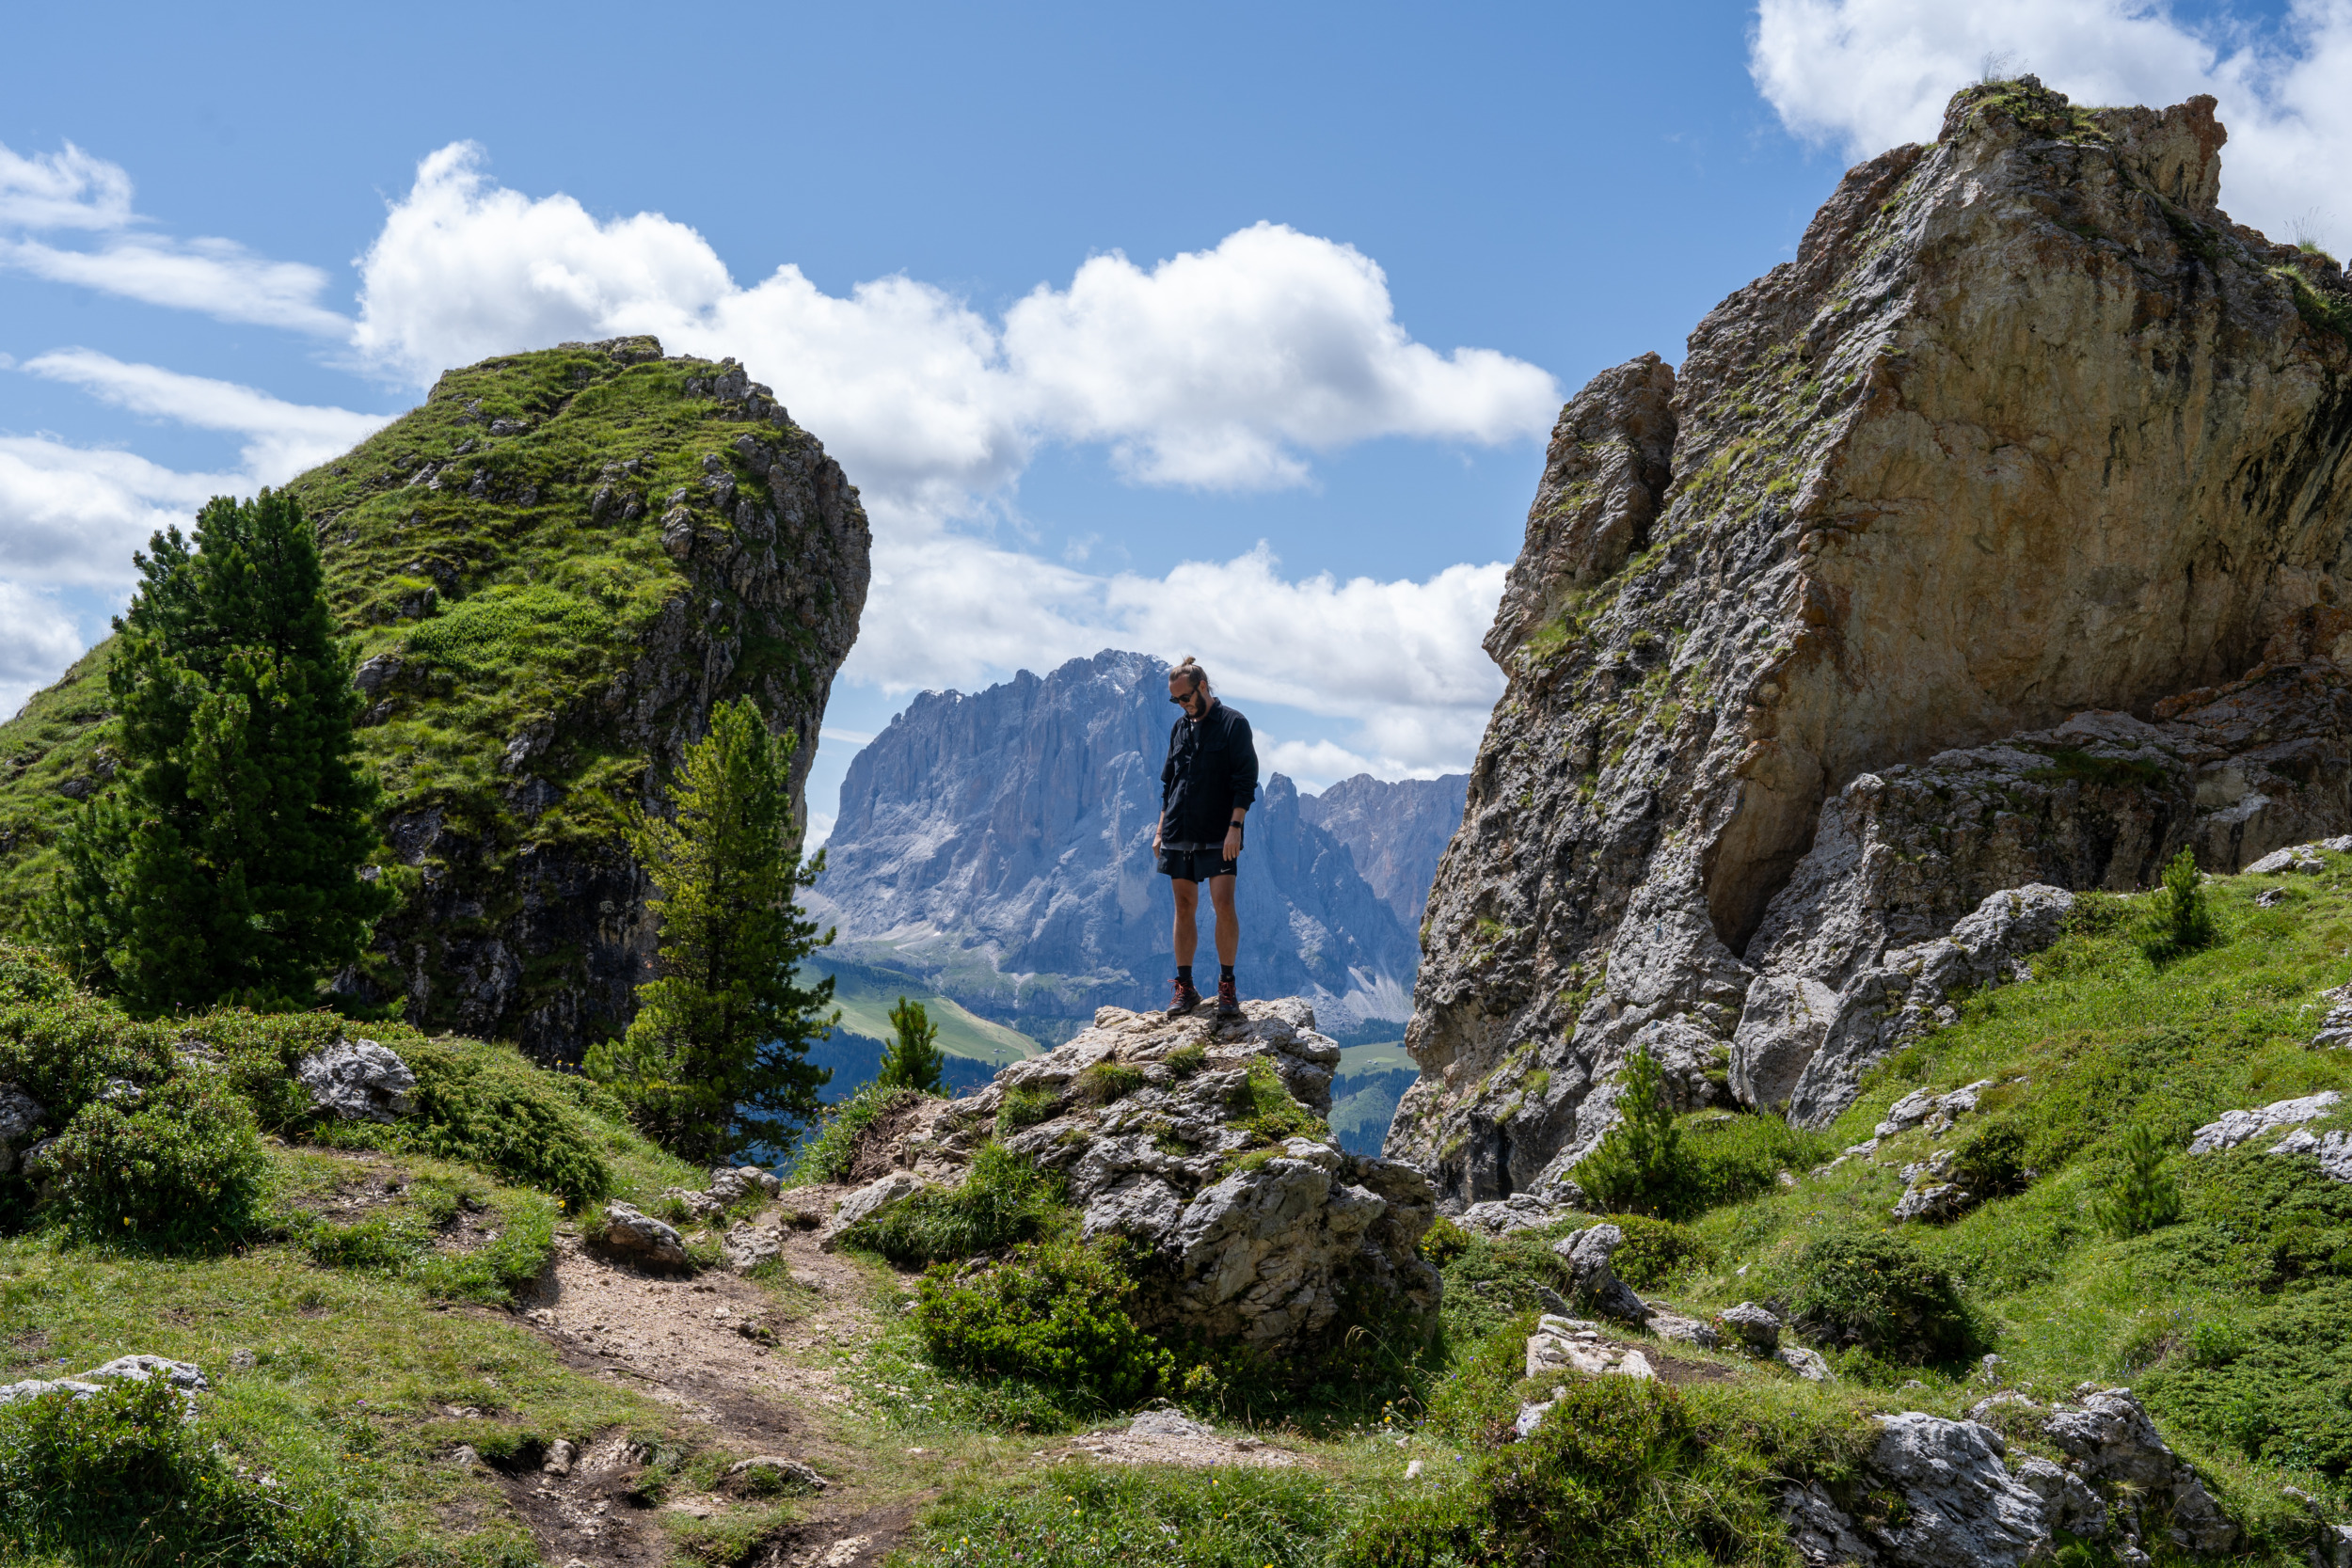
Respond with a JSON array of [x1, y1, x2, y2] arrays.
[[503, 1196, 918, 1567], [845, 1099, 934, 1183]]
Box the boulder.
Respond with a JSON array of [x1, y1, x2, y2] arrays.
[[1776, 1345, 1833, 1382], [1893, 1182, 1974, 1225], [2246, 834, 2352, 873], [813, 1001, 1439, 1355], [1457, 1192, 1573, 1236], [820, 1172, 924, 1251], [596, 1203, 687, 1268], [0, 1353, 209, 1408], [1646, 1312, 1719, 1349], [295, 1039, 418, 1122], [0, 1085, 45, 1175], [2313, 983, 2352, 1050], [1866, 1414, 2050, 1568], [1551, 1225, 1648, 1324], [1718, 1301, 1782, 1354], [726, 1455, 825, 1493], [709, 1165, 782, 1203], [2042, 1386, 2237, 1554], [2268, 1126, 2352, 1182]]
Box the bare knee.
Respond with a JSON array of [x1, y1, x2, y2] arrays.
[[1208, 877, 1236, 914]]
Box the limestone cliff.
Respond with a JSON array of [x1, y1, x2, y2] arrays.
[[1392, 80, 2352, 1202], [0, 338, 869, 1062]]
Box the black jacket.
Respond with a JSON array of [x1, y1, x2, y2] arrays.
[[1160, 701, 1259, 846]]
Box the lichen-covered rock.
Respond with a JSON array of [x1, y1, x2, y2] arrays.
[[841, 999, 1438, 1355], [595, 1202, 687, 1268], [1867, 1414, 2050, 1568], [1718, 1301, 1781, 1354], [1776, 1344, 1833, 1382], [295, 1039, 418, 1122], [2188, 1091, 2341, 1153], [0, 1353, 210, 1407], [1391, 78, 2352, 1200], [820, 1172, 923, 1251]]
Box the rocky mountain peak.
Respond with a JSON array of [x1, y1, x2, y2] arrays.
[[1396, 85, 2352, 1205]]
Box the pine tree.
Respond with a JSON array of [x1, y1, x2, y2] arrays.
[[2093, 1122, 2183, 1237], [2144, 847, 2217, 962], [1571, 1046, 1696, 1218], [586, 698, 836, 1163], [877, 996, 947, 1095], [44, 490, 390, 1010]]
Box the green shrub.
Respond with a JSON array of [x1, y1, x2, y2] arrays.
[[1438, 1230, 1574, 1342], [388, 1039, 613, 1207], [289, 1175, 560, 1307], [1073, 1060, 1145, 1106], [1229, 1058, 1324, 1145], [1419, 1213, 1472, 1266], [1789, 1230, 1980, 1366], [995, 1085, 1060, 1134], [33, 1070, 266, 1250], [1570, 1047, 1697, 1218], [1949, 1117, 2032, 1201], [914, 1235, 1172, 1407], [842, 1144, 1071, 1266], [2143, 847, 2217, 962], [1603, 1214, 1713, 1289], [0, 942, 171, 1115], [1335, 1376, 1790, 1567], [1164, 1043, 1208, 1078], [0, 1374, 363, 1565], [2094, 1121, 2183, 1238], [1681, 1111, 1835, 1211], [791, 1081, 915, 1183]]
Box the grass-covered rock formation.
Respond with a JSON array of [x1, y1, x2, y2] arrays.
[[0, 338, 869, 1062]]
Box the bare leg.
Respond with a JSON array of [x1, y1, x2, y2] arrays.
[[1171, 877, 1200, 967], [1209, 875, 1238, 967]]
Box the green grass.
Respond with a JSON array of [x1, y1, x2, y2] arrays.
[[818, 964, 1040, 1069]]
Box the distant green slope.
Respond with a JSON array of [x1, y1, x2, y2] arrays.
[[817, 958, 1040, 1067]]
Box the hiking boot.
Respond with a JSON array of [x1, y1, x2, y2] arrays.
[[1168, 977, 1203, 1016], [1216, 975, 1242, 1019]]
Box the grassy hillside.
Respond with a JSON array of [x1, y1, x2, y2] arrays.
[[0, 338, 866, 1056]]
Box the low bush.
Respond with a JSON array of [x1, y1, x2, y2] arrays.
[[792, 1081, 915, 1183], [33, 1070, 266, 1250], [1419, 1212, 1473, 1266], [841, 1143, 1071, 1266], [1604, 1214, 1713, 1290], [1163, 1043, 1208, 1078], [1073, 1060, 1145, 1106], [1437, 1230, 1573, 1342], [1570, 1047, 1697, 1219], [915, 1235, 1172, 1407], [1335, 1375, 1792, 1567], [995, 1085, 1060, 1135], [0, 1375, 363, 1565], [1229, 1059, 1324, 1145], [1948, 1116, 2032, 1201], [1680, 1111, 1836, 1212], [1788, 1230, 1980, 1366]]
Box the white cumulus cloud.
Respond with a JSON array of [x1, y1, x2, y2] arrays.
[[1750, 0, 2352, 250], [22, 350, 389, 483], [846, 538, 1506, 775], [350, 143, 1559, 522]]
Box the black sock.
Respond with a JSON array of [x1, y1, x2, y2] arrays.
[[1177, 965, 1193, 986], [1220, 965, 1235, 984]]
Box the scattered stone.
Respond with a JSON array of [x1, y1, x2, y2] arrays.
[[1552, 1225, 1648, 1323], [1647, 1313, 1720, 1350], [1405, 1458, 1424, 1480], [2187, 1091, 2342, 1154], [1613, 1351, 1655, 1380], [544, 1439, 577, 1476], [1893, 1182, 1975, 1225], [1867, 1414, 2048, 1568], [230, 1349, 256, 1370], [2270, 1125, 2352, 1182], [1457, 1192, 1572, 1236], [595, 1203, 688, 1267], [1777, 1345, 1834, 1382], [1128, 1409, 1214, 1439], [2257, 887, 2287, 907], [709, 1164, 782, 1203], [1718, 1302, 1782, 1354], [295, 1039, 418, 1122], [2313, 983, 2352, 1050], [2244, 835, 2352, 874], [820, 1172, 924, 1250], [723, 1219, 785, 1274], [450, 1445, 482, 1468], [726, 1455, 825, 1493]]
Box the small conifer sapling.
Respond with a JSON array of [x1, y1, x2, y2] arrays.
[[2144, 846, 2217, 962], [877, 995, 947, 1095], [1571, 1045, 1695, 1218], [2093, 1122, 2183, 1238]]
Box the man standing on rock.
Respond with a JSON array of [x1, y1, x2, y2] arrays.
[[1154, 657, 1258, 1019]]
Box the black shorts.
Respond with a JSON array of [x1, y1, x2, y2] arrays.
[[1158, 846, 1237, 882]]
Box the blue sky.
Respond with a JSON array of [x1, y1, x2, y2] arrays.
[[2, 0, 2343, 838]]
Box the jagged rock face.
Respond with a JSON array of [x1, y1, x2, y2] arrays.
[[1299, 772, 1470, 927], [812, 650, 1422, 1041], [0, 338, 870, 1063], [844, 999, 1441, 1354], [1395, 80, 2352, 1200]]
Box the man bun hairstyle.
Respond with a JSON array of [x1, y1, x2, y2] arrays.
[[1171, 657, 1211, 697]]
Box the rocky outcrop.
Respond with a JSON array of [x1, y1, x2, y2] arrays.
[[1395, 80, 2352, 1197], [812, 651, 1423, 1042], [1299, 772, 1471, 927], [0, 338, 871, 1066], [834, 999, 1440, 1354]]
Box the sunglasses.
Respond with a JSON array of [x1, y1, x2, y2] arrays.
[[1168, 687, 1204, 705]]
